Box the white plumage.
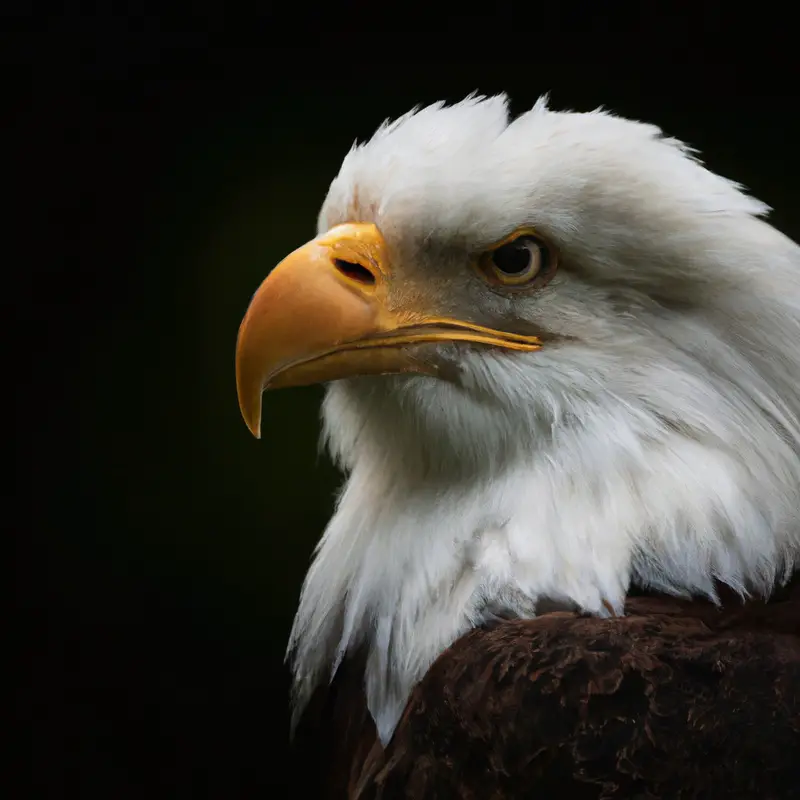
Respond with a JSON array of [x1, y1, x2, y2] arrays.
[[285, 95, 800, 744]]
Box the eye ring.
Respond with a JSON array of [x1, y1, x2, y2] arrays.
[[478, 231, 556, 288]]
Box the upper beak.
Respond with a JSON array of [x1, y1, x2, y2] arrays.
[[235, 223, 542, 438]]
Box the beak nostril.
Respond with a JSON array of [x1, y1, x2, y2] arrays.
[[333, 259, 376, 286]]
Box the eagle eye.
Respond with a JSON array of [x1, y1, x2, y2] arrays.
[[478, 232, 555, 288]]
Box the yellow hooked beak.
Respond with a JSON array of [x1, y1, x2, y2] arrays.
[[235, 223, 542, 438]]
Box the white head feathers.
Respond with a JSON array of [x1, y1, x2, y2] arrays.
[[287, 95, 800, 743]]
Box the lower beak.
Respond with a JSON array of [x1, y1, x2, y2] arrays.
[[235, 223, 542, 438]]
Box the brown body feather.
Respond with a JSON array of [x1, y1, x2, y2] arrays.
[[294, 574, 800, 799]]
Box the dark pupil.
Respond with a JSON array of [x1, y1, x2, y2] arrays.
[[492, 240, 533, 274]]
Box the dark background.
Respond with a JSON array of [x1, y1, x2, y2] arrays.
[[16, 10, 797, 798]]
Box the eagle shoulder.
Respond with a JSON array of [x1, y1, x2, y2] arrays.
[[352, 583, 800, 799]]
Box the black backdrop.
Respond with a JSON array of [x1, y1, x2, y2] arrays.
[[16, 11, 798, 798]]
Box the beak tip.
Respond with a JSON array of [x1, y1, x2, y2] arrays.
[[237, 389, 263, 441], [236, 350, 264, 440], [242, 408, 262, 440]]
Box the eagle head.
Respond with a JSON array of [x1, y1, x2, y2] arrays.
[[235, 95, 800, 742]]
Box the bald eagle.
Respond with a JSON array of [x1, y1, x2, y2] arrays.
[[235, 96, 800, 798]]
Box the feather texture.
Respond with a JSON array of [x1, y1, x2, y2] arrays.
[[294, 577, 800, 799]]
